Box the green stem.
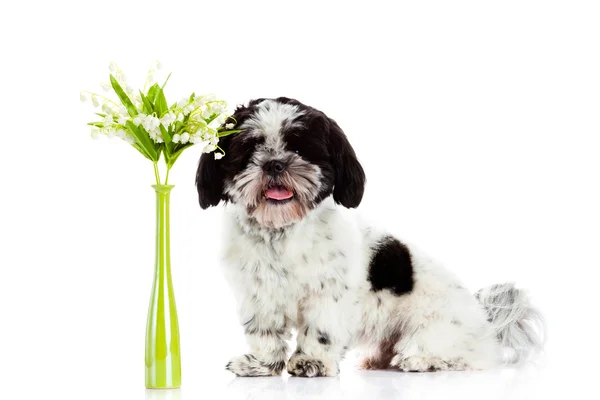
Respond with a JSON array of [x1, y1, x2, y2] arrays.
[[153, 163, 161, 185], [165, 167, 171, 185]]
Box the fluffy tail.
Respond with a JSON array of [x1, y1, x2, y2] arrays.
[[475, 283, 546, 363]]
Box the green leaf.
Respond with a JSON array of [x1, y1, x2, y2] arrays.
[[155, 87, 168, 117], [217, 129, 242, 138], [139, 91, 154, 114], [110, 75, 138, 117], [87, 122, 104, 127], [95, 113, 107, 118], [160, 125, 173, 159], [125, 121, 158, 161], [132, 143, 153, 161], [147, 83, 160, 103], [167, 143, 193, 168]]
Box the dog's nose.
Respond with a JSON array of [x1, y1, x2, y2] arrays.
[[263, 160, 286, 176]]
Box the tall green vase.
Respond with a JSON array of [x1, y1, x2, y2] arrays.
[[145, 184, 181, 389]]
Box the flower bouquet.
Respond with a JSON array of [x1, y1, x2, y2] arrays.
[[81, 61, 239, 388]]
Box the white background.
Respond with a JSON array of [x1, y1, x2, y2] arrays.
[[1, 1, 599, 399]]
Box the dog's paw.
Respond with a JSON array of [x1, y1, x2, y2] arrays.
[[390, 355, 470, 372], [225, 354, 285, 377], [287, 354, 338, 377]]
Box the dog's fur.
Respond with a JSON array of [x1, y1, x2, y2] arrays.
[[196, 97, 545, 377]]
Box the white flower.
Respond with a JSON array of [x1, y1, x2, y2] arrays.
[[172, 134, 181, 143], [160, 112, 176, 127], [133, 115, 144, 126], [203, 144, 216, 153], [142, 116, 160, 131], [126, 85, 134, 94], [212, 104, 226, 114], [146, 72, 154, 84], [180, 132, 190, 144], [101, 103, 113, 114], [176, 113, 184, 122], [92, 96, 100, 107], [104, 115, 113, 126], [118, 116, 128, 125], [90, 127, 101, 140], [125, 135, 135, 144], [177, 98, 188, 108], [201, 108, 212, 118], [208, 116, 225, 129], [210, 136, 219, 145], [119, 107, 128, 116], [100, 82, 112, 92], [225, 123, 235, 130], [183, 105, 194, 115], [189, 134, 203, 144], [109, 61, 118, 73], [106, 129, 116, 138], [194, 98, 206, 107], [80, 92, 88, 103], [214, 152, 224, 160], [154, 60, 162, 70], [116, 129, 126, 139]]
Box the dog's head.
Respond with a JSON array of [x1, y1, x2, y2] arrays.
[[196, 97, 365, 228]]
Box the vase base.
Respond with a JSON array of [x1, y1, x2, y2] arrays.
[[145, 386, 181, 390]]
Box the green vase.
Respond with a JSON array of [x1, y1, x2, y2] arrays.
[[145, 184, 181, 389]]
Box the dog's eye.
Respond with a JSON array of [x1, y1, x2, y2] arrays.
[[295, 149, 300, 155]]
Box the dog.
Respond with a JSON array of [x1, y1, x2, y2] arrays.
[[195, 97, 545, 377]]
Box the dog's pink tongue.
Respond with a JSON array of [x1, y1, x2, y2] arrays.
[[265, 187, 293, 200]]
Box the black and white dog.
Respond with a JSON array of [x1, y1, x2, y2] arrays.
[[196, 97, 545, 377]]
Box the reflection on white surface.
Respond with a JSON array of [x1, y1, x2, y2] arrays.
[[145, 388, 182, 400], [223, 365, 545, 400]]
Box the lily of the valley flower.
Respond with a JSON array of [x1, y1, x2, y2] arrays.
[[180, 132, 190, 144], [142, 115, 160, 132], [133, 114, 144, 126], [83, 61, 238, 183], [160, 112, 176, 127], [203, 144, 216, 153]]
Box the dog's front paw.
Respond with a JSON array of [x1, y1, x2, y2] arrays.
[[226, 354, 285, 377], [287, 354, 338, 377]]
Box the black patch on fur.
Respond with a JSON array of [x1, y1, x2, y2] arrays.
[[317, 330, 331, 345], [368, 236, 414, 296]]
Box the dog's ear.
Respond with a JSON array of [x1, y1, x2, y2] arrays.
[[329, 118, 366, 208], [196, 101, 260, 209], [196, 148, 226, 209]]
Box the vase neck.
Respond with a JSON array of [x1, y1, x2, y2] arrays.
[[152, 184, 175, 194]]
